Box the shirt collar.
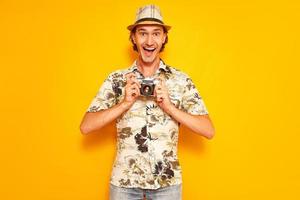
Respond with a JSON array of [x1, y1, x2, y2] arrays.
[[127, 59, 170, 75]]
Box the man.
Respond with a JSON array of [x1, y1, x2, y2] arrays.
[[80, 4, 215, 200]]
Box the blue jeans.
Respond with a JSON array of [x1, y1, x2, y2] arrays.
[[109, 183, 182, 200]]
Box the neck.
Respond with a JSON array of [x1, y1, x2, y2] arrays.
[[136, 56, 161, 77]]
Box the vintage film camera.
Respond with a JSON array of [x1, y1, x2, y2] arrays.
[[138, 78, 160, 97]]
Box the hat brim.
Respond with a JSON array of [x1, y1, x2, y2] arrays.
[[127, 21, 171, 31]]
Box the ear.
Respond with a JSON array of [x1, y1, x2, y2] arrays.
[[162, 33, 167, 44], [131, 33, 136, 44]]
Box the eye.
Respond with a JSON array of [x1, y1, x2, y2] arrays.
[[153, 32, 160, 37]]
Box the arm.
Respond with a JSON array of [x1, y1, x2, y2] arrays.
[[80, 101, 131, 135], [155, 78, 215, 139], [165, 105, 215, 139], [80, 73, 141, 135]]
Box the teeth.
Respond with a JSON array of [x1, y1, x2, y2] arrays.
[[144, 47, 155, 51]]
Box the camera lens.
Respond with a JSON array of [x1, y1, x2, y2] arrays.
[[141, 84, 153, 96]]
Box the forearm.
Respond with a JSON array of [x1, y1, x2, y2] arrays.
[[166, 105, 215, 139], [80, 101, 131, 135]]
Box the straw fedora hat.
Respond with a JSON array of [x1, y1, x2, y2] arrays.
[[127, 5, 171, 31]]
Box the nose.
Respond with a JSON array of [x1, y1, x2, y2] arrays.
[[146, 35, 154, 46]]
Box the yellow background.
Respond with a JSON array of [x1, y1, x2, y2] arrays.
[[1, 0, 299, 199]]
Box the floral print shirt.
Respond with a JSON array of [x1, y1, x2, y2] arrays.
[[86, 59, 209, 189]]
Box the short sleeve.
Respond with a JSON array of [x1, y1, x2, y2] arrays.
[[181, 77, 209, 115], [86, 74, 117, 112]]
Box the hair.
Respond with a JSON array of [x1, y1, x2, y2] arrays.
[[129, 26, 169, 52]]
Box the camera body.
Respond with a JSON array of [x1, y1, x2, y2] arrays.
[[138, 78, 159, 97]]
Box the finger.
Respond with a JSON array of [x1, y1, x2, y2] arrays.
[[131, 84, 140, 96], [154, 86, 159, 97], [156, 81, 168, 97], [154, 84, 162, 94], [154, 86, 157, 96], [128, 85, 137, 96], [125, 83, 134, 90], [157, 81, 166, 93], [157, 76, 166, 87], [154, 85, 165, 98], [157, 95, 164, 102], [132, 77, 141, 88], [125, 87, 133, 96], [125, 73, 136, 83], [126, 83, 137, 93], [155, 89, 162, 96], [135, 85, 141, 96], [131, 88, 137, 96], [131, 82, 140, 90], [125, 72, 135, 79]]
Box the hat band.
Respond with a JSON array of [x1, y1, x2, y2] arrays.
[[135, 17, 164, 25]]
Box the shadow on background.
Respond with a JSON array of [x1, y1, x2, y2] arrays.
[[79, 121, 117, 199], [179, 125, 206, 155], [80, 121, 117, 151]]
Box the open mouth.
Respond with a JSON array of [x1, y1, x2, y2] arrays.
[[143, 47, 156, 53]]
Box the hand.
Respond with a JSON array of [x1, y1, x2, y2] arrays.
[[121, 73, 141, 109], [154, 77, 174, 114]]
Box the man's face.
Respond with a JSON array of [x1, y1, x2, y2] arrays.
[[132, 25, 167, 63]]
